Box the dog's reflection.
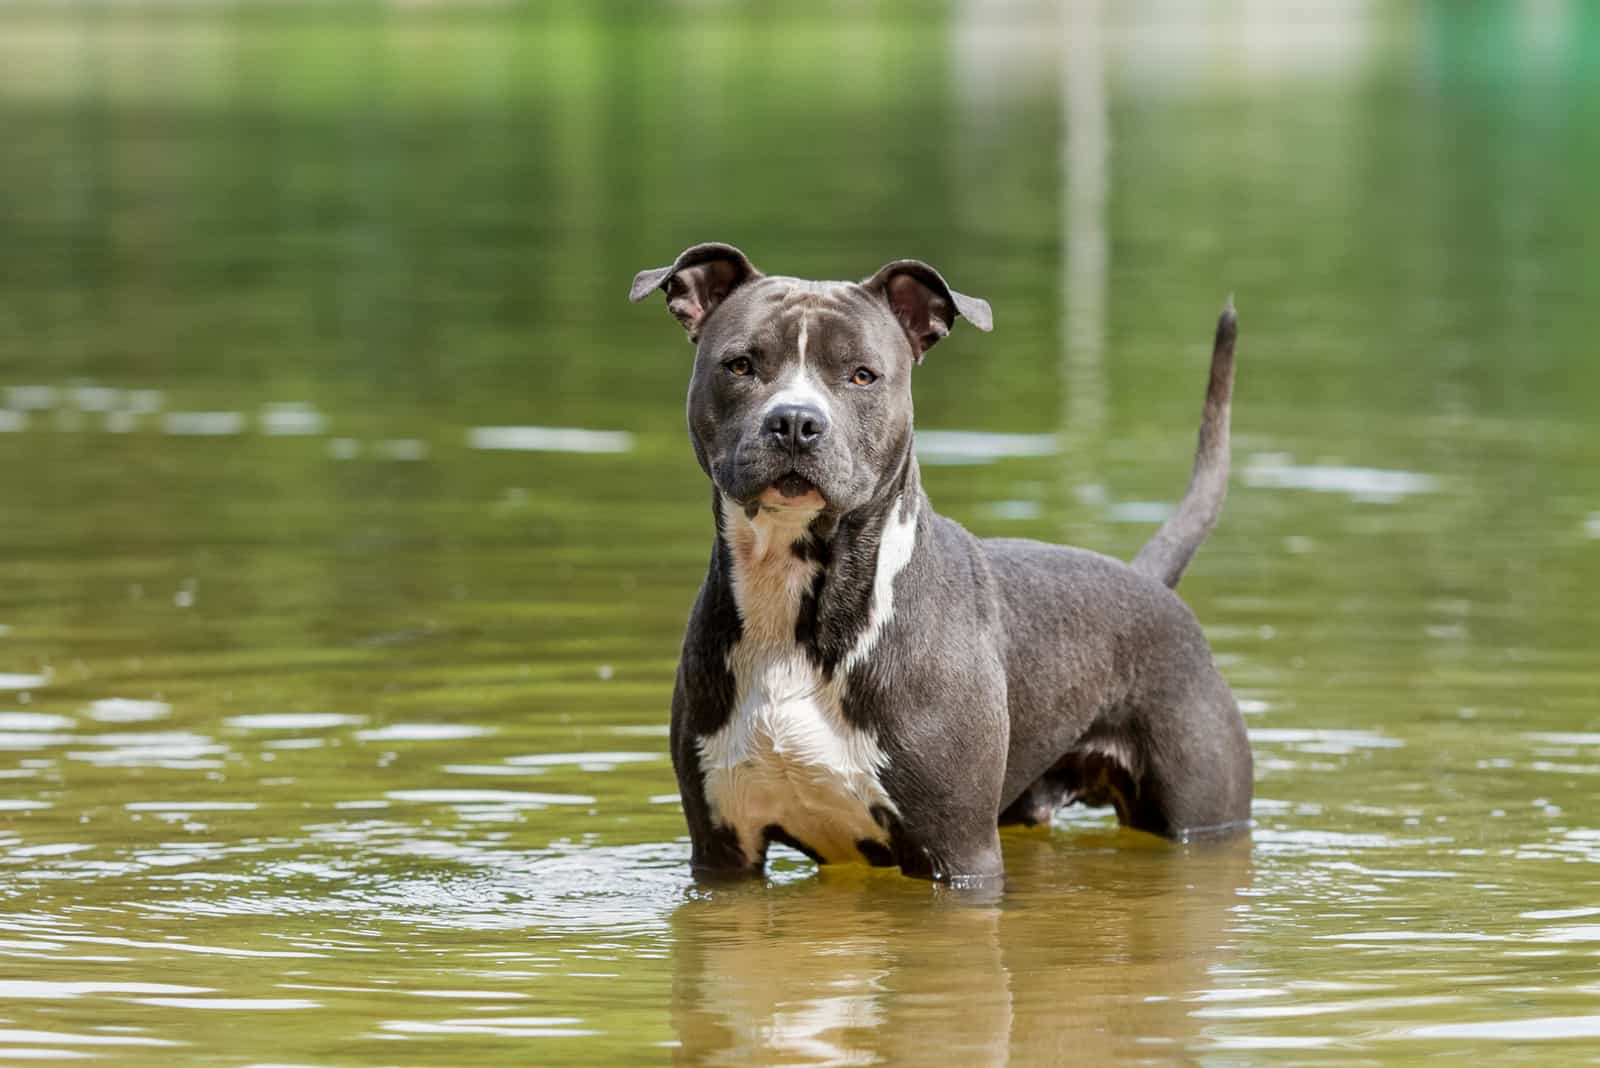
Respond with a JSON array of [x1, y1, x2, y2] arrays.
[[669, 830, 1252, 1066]]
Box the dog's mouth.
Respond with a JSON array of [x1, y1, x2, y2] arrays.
[[717, 449, 832, 514], [753, 471, 826, 512], [771, 473, 816, 499]]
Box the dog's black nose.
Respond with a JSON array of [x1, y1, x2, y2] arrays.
[[763, 403, 829, 453]]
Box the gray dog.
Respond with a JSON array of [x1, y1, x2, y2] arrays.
[[630, 242, 1252, 885]]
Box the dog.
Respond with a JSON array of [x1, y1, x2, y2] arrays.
[[630, 242, 1252, 885]]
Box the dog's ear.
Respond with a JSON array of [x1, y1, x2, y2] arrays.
[[628, 242, 762, 342], [862, 259, 993, 362]]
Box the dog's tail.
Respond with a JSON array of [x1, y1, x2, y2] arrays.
[[1131, 300, 1237, 589]]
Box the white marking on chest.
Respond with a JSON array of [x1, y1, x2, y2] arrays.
[[842, 497, 919, 675], [698, 495, 919, 865]]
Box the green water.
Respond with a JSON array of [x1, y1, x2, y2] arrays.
[[2, 4, 1599, 1064]]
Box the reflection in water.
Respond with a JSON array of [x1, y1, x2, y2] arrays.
[[671, 838, 1252, 1065], [671, 876, 1012, 1067], [1059, 0, 1110, 536], [1001, 838, 1253, 1061]]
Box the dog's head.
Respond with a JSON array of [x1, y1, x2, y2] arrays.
[[630, 242, 992, 517]]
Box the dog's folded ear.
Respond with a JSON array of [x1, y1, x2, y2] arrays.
[[862, 259, 993, 362], [629, 242, 763, 342]]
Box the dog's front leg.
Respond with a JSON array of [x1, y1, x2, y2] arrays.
[[670, 653, 765, 881], [683, 811, 761, 881], [878, 692, 1011, 888], [893, 820, 1005, 888], [672, 734, 763, 880]]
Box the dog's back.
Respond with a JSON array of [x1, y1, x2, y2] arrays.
[[986, 536, 1251, 836], [987, 305, 1250, 836]]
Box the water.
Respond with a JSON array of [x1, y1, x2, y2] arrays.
[[2, 4, 1599, 1064]]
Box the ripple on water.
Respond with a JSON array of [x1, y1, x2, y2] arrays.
[[503, 751, 661, 768], [466, 425, 633, 453], [0, 1029, 179, 1048], [68, 732, 226, 769], [1521, 906, 1600, 920], [1405, 1015, 1600, 1040], [84, 698, 171, 723], [0, 733, 75, 749], [133, 997, 319, 1010], [1248, 728, 1404, 753], [442, 764, 545, 776], [376, 1017, 599, 1038], [0, 981, 213, 999], [225, 714, 364, 730], [1252, 828, 1450, 854], [0, 713, 75, 730], [124, 802, 259, 813], [8, 844, 91, 858], [1243, 454, 1440, 501], [163, 411, 246, 436], [1200, 1036, 1335, 1050], [107, 841, 693, 935], [0, 673, 50, 691], [1193, 994, 1465, 1019], [384, 789, 595, 806], [356, 724, 494, 741], [913, 430, 1058, 465], [1522, 732, 1600, 746]]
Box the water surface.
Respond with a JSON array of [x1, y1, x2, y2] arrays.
[[2, 4, 1599, 1065]]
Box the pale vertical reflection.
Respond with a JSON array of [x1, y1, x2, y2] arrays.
[[1061, 0, 1109, 532], [670, 892, 1014, 1068]]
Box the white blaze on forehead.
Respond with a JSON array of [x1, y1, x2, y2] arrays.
[[757, 310, 831, 423], [759, 367, 833, 423]]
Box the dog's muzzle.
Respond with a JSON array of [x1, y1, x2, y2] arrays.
[[762, 402, 830, 455]]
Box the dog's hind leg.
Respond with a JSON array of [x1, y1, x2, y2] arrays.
[[999, 746, 1141, 829], [1120, 669, 1253, 838], [998, 774, 1073, 827], [1003, 669, 1252, 838], [992, 738, 1145, 831]]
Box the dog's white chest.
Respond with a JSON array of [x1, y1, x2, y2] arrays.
[[700, 650, 894, 865], [697, 497, 914, 866]]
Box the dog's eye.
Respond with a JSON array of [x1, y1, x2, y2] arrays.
[[850, 367, 878, 387], [724, 355, 753, 377]]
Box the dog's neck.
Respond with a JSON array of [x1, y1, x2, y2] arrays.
[[715, 458, 923, 678]]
